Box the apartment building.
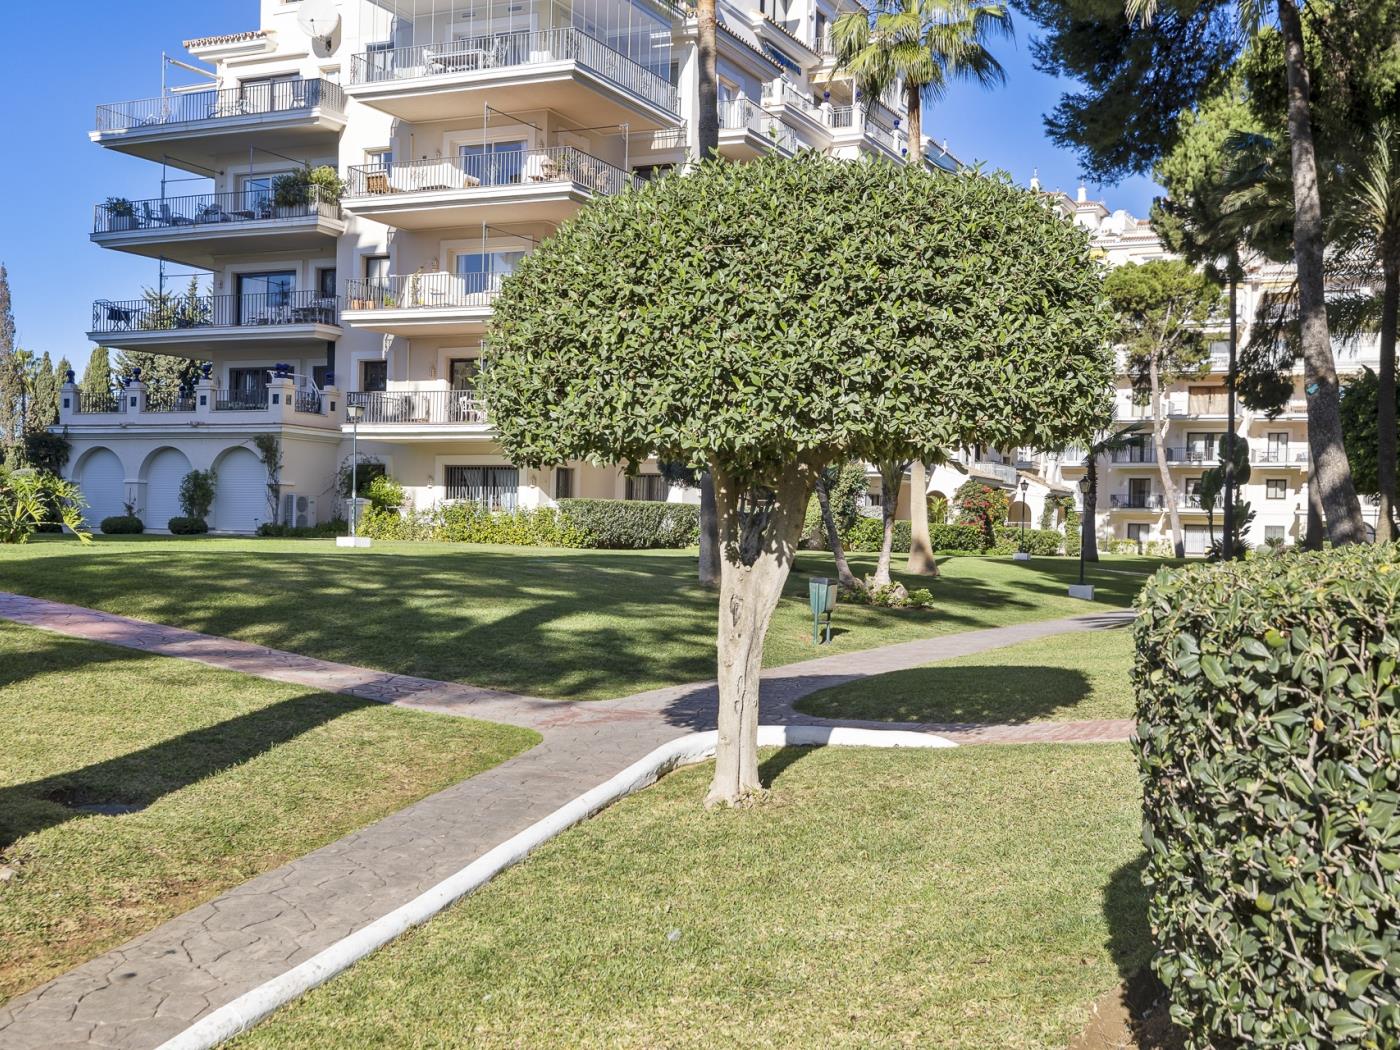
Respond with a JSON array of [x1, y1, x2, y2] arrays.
[[60, 0, 959, 533]]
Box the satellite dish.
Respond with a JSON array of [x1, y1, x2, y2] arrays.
[[297, 0, 341, 46]]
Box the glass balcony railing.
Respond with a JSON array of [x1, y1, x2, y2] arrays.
[[91, 291, 340, 334], [95, 78, 345, 134], [349, 28, 679, 116], [344, 273, 502, 311], [94, 188, 341, 234], [344, 147, 640, 199]]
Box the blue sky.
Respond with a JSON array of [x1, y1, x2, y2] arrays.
[[0, 3, 1159, 372]]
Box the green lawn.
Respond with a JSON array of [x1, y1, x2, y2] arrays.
[[235, 744, 1149, 1050], [0, 621, 537, 1000], [0, 537, 1154, 700], [795, 627, 1137, 725]]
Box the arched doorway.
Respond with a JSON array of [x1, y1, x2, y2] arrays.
[[141, 447, 193, 530], [74, 447, 125, 526], [213, 446, 267, 533]]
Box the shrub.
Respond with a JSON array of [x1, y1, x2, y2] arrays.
[[844, 518, 985, 554], [167, 516, 208, 535], [178, 469, 216, 519], [366, 474, 405, 511], [100, 515, 143, 534], [438, 501, 584, 547], [1134, 545, 1400, 1049], [0, 468, 88, 543], [358, 506, 437, 542], [931, 523, 985, 552], [337, 456, 386, 500], [257, 520, 345, 538], [955, 480, 1010, 548], [988, 525, 1064, 556], [556, 499, 699, 549]]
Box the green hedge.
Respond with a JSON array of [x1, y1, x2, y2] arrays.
[[988, 525, 1064, 556], [842, 516, 1058, 555], [1134, 545, 1400, 1048], [556, 499, 698, 549], [257, 520, 346, 538], [100, 515, 143, 535], [440, 502, 585, 546], [167, 516, 208, 535]]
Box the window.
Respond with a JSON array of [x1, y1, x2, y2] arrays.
[[317, 267, 337, 300], [1184, 432, 1219, 463], [1265, 525, 1286, 544], [625, 474, 668, 501], [444, 466, 519, 510], [239, 173, 288, 212], [1187, 385, 1228, 415], [1185, 477, 1204, 507], [361, 359, 387, 393], [363, 255, 390, 284], [448, 357, 480, 390], [1184, 525, 1210, 556], [1266, 478, 1287, 500], [228, 367, 264, 397], [237, 270, 295, 322], [239, 74, 301, 114], [1127, 477, 1152, 507], [815, 12, 829, 49], [460, 140, 527, 185], [454, 250, 525, 296], [1126, 523, 1148, 543], [1266, 432, 1291, 463], [554, 467, 575, 500], [366, 147, 392, 172], [312, 364, 331, 389]]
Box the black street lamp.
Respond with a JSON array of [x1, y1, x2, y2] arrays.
[[1018, 478, 1029, 552], [1070, 475, 1094, 600]]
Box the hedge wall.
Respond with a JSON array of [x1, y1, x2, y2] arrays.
[[1134, 545, 1400, 1049], [355, 499, 699, 549], [556, 499, 699, 549], [842, 517, 1063, 555]]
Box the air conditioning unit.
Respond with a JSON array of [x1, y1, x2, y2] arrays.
[[280, 493, 317, 528]]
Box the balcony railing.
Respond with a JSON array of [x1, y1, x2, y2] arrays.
[[72, 391, 124, 415], [345, 273, 502, 311], [345, 147, 641, 199], [144, 390, 197, 413], [215, 388, 271, 412], [347, 389, 488, 425], [761, 116, 799, 153], [1108, 446, 1156, 464], [92, 291, 340, 334], [95, 188, 341, 234], [95, 78, 345, 134], [1166, 447, 1217, 464], [1252, 448, 1309, 465], [762, 81, 820, 118], [827, 106, 856, 129], [719, 99, 763, 132], [1110, 494, 1165, 510], [349, 28, 680, 115]]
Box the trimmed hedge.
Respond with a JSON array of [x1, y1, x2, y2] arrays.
[[100, 515, 143, 535], [167, 516, 208, 535], [988, 525, 1064, 556], [1134, 545, 1400, 1049], [555, 499, 698, 549], [842, 516, 1061, 555], [257, 520, 346, 538]]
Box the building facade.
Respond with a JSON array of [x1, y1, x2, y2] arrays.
[[63, 0, 958, 533]]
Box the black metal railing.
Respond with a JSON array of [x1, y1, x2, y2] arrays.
[[345, 146, 641, 198], [347, 389, 488, 424], [1110, 494, 1165, 510], [95, 78, 345, 134], [1252, 448, 1309, 465], [349, 28, 679, 115], [144, 390, 197, 413], [1108, 446, 1156, 463], [214, 388, 271, 412], [94, 187, 341, 234], [294, 388, 323, 414], [1165, 447, 1217, 464], [91, 291, 340, 334], [344, 274, 501, 311], [73, 390, 125, 414]]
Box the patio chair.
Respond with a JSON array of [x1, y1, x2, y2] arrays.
[[97, 300, 133, 330]]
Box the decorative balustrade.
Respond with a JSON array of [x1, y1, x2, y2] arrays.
[[144, 390, 197, 413], [72, 390, 124, 415], [344, 273, 502, 311], [347, 389, 488, 425], [345, 146, 640, 198], [214, 388, 271, 412], [349, 28, 680, 115], [91, 291, 339, 334], [96, 78, 344, 134], [95, 188, 341, 234], [1110, 493, 1165, 510]]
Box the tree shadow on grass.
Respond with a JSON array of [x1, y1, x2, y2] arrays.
[[0, 690, 376, 851], [794, 665, 1094, 724]]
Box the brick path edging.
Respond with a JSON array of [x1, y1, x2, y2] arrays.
[[158, 725, 960, 1050]]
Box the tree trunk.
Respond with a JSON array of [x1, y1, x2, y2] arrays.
[[1278, 0, 1366, 546], [1377, 263, 1399, 542], [696, 0, 719, 159], [907, 459, 937, 575], [1082, 455, 1099, 561], [814, 472, 857, 588], [1149, 354, 1184, 558], [1223, 269, 1237, 560], [872, 460, 904, 586], [706, 460, 815, 807], [1304, 465, 1325, 549], [906, 84, 921, 165], [698, 473, 720, 588]]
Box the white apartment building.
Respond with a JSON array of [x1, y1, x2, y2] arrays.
[[60, 0, 960, 533], [1041, 182, 1385, 554]]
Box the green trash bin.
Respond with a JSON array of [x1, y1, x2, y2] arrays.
[[809, 577, 839, 644]]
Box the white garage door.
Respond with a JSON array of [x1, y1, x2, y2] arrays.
[[213, 448, 267, 533], [144, 448, 192, 531], [75, 449, 125, 526]]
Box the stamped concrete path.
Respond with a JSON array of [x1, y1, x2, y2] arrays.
[[0, 592, 1135, 1049]]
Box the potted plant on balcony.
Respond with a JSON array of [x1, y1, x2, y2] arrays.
[[273, 165, 347, 215], [105, 197, 139, 231]]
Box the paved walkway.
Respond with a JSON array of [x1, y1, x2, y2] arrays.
[[0, 592, 1135, 1049]]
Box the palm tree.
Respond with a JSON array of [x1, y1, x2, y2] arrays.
[[1080, 424, 1147, 561], [694, 0, 721, 587], [833, 0, 1011, 166], [1127, 0, 1366, 545]]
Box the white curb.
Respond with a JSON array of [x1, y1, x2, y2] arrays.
[[157, 725, 957, 1050]]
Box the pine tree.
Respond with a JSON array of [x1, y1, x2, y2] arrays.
[[0, 264, 21, 457], [113, 350, 203, 399], [27, 351, 59, 433], [81, 347, 114, 402]]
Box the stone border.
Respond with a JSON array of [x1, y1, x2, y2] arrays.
[[157, 725, 957, 1050]]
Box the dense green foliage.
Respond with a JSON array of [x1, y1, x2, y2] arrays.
[[1340, 367, 1400, 496], [0, 469, 89, 543], [353, 499, 699, 549], [256, 520, 345, 539], [801, 462, 868, 548], [1134, 546, 1400, 1048], [167, 516, 208, 535], [337, 456, 386, 500], [842, 515, 1064, 554], [954, 480, 1011, 547], [556, 499, 700, 549], [99, 515, 143, 535], [21, 432, 71, 476], [482, 154, 1113, 482], [178, 469, 216, 520]]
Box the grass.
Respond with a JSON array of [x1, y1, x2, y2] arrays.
[[795, 627, 1137, 725], [0, 537, 1158, 700], [0, 622, 538, 1000], [234, 743, 1150, 1050]]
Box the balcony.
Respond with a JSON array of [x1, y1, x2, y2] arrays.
[[826, 106, 906, 161], [91, 79, 346, 170], [92, 189, 344, 269], [89, 290, 341, 355], [58, 377, 340, 432], [343, 148, 640, 229], [1107, 447, 1156, 464], [1109, 493, 1165, 510], [760, 82, 831, 146], [346, 389, 490, 439], [717, 101, 798, 159], [1251, 447, 1309, 467], [346, 29, 681, 129], [343, 274, 499, 337]]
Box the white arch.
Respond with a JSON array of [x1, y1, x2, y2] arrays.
[[72, 446, 127, 525], [139, 446, 193, 530]]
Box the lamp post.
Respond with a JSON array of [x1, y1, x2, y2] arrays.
[[1069, 475, 1094, 600], [1012, 478, 1031, 560], [337, 402, 370, 548]]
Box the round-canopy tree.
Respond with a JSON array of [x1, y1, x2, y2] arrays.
[[482, 154, 1113, 804]]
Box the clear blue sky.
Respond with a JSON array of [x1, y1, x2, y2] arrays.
[[0, 3, 1159, 372]]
